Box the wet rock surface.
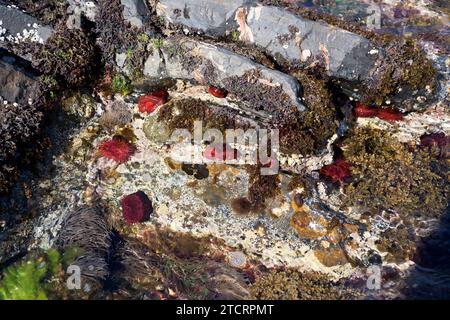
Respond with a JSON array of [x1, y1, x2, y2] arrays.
[[0, 0, 449, 300], [0, 53, 38, 104], [121, 0, 150, 28]]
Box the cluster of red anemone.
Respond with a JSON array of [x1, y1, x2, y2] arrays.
[[354, 102, 404, 122], [320, 159, 352, 183], [138, 89, 169, 114], [120, 191, 153, 225], [99, 136, 136, 163]]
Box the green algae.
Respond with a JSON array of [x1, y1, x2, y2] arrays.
[[0, 248, 83, 300]]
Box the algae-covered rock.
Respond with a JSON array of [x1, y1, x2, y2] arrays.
[[342, 127, 449, 218], [32, 28, 96, 87], [251, 269, 361, 300], [0, 101, 42, 193], [144, 36, 305, 115]]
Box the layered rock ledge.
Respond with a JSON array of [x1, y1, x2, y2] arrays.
[[143, 36, 305, 116]]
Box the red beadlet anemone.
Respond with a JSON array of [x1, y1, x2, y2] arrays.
[[208, 86, 228, 98], [320, 159, 352, 183], [420, 132, 449, 148], [138, 90, 169, 113], [120, 191, 153, 224], [204, 144, 238, 161], [420, 132, 449, 158], [376, 108, 404, 122], [99, 136, 136, 163], [354, 102, 378, 118]]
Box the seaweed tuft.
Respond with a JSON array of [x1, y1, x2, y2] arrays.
[[341, 127, 449, 218]]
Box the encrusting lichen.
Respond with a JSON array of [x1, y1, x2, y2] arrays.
[[341, 127, 449, 218]]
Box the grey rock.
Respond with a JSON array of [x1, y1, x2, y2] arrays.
[[156, 0, 253, 36], [144, 37, 305, 113], [156, 1, 380, 82], [0, 4, 53, 45], [67, 0, 97, 22], [0, 55, 39, 105], [245, 5, 379, 82], [121, 0, 150, 28]]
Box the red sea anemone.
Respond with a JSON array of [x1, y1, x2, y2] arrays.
[[320, 159, 352, 183], [376, 108, 404, 122], [353, 103, 404, 122], [138, 90, 169, 113], [420, 132, 449, 158], [208, 86, 228, 98], [99, 136, 136, 163], [120, 191, 153, 224], [420, 132, 448, 149], [204, 144, 238, 161], [354, 102, 378, 118]]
